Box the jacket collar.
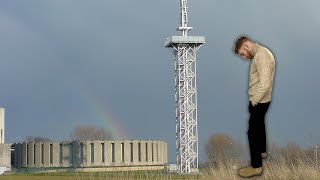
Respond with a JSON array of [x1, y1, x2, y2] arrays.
[[252, 43, 260, 56]]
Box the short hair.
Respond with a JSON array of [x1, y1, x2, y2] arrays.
[[233, 36, 251, 54]]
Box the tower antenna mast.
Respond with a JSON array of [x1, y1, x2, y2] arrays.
[[178, 0, 193, 36], [165, 0, 205, 173]]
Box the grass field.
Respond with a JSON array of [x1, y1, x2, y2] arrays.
[[0, 171, 201, 180], [1, 156, 319, 180]]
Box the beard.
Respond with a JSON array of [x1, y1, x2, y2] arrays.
[[246, 49, 254, 60]]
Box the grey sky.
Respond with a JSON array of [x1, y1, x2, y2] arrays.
[[0, 0, 319, 161]]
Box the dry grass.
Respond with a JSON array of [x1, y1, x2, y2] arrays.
[[1, 156, 319, 179], [201, 156, 320, 180]]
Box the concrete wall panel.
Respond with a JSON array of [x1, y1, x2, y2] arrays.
[[84, 141, 91, 166], [72, 141, 81, 167], [52, 142, 60, 167], [27, 142, 34, 167], [103, 141, 111, 166], [152, 141, 157, 164], [21, 142, 27, 167], [140, 141, 146, 163], [62, 142, 70, 167], [94, 141, 102, 166], [123, 140, 130, 165], [114, 141, 121, 165], [43, 142, 50, 167], [15, 144, 21, 167], [156, 141, 159, 163], [162, 141, 167, 164], [147, 141, 153, 165], [158, 141, 162, 164], [34, 142, 41, 167], [79, 142, 85, 167], [18, 143, 22, 167], [14, 144, 19, 167], [132, 140, 138, 165]]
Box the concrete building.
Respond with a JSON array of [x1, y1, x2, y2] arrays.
[[0, 107, 168, 173], [12, 140, 168, 172]]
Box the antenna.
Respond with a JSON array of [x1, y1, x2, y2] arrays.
[[178, 0, 193, 36]]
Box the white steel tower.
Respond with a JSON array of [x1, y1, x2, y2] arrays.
[[165, 0, 205, 173]]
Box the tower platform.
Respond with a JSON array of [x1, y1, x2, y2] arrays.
[[165, 36, 205, 47]]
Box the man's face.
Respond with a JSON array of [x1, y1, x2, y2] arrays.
[[238, 44, 253, 60]]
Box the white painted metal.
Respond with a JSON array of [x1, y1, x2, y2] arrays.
[[165, 0, 205, 173], [173, 44, 201, 173], [178, 0, 193, 36]]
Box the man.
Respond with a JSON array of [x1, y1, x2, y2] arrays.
[[234, 36, 275, 178]]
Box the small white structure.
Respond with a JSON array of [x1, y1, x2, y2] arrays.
[[167, 163, 178, 173], [0, 108, 11, 175], [0, 108, 4, 144]]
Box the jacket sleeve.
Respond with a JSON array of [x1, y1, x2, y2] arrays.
[[251, 52, 274, 105]]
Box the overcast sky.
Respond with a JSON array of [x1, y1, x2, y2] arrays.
[[0, 0, 319, 162]]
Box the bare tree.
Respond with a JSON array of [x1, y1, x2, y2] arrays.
[[69, 125, 112, 141], [25, 136, 50, 142], [205, 133, 243, 167]]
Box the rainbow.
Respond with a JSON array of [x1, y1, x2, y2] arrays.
[[72, 82, 128, 140], [85, 94, 127, 140]]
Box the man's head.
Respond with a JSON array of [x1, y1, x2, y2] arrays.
[[234, 36, 254, 60]]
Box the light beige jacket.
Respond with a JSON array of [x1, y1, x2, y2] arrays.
[[249, 43, 275, 105]]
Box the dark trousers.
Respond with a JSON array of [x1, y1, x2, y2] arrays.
[[248, 101, 270, 168]]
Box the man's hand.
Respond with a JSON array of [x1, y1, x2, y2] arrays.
[[251, 100, 258, 107]]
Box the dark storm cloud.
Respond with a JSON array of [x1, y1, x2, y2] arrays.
[[0, 0, 319, 161]]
